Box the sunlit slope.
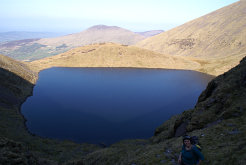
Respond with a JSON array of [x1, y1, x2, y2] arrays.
[[0, 54, 37, 83], [30, 43, 200, 72], [136, 0, 246, 58]]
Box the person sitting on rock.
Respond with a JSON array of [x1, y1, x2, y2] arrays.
[[178, 135, 204, 165]]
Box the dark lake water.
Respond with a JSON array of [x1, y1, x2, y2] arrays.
[[21, 67, 213, 145]]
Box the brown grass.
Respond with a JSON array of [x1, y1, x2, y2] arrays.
[[30, 43, 201, 73], [136, 0, 246, 76]]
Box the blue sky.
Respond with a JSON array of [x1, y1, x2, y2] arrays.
[[0, 0, 239, 33]]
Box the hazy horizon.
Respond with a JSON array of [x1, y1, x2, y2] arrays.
[[0, 0, 239, 34]]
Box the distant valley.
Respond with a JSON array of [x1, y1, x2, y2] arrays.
[[0, 25, 163, 61], [135, 30, 164, 37], [0, 31, 65, 42]]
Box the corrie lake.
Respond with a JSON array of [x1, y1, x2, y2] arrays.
[[21, 67, 214, 145]]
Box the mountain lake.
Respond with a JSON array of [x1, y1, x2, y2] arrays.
[[21, 67, 214, 145]]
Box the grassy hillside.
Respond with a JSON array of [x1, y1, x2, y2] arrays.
[[30, 42, 244, 76], [30, 43, 200, 73], [0, 54, 37, 83], [136, 0, 246, 76], [136, 1, 246, 58]]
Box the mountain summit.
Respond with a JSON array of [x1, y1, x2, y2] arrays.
[[86, 25, 122, 31], [37, 25, 145, 47]]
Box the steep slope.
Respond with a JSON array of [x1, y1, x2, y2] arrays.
[[151, 56, 246, 164], [136, 0, 246, 58], [30, 43, 200, 73], [136, 0, 246, 75], [0, 55, 40, 163], [0, 55, 37, 134], [0, 54, 102, 164], [0, 54, 37, 84]]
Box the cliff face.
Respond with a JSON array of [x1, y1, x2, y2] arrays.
[[154, 56, 246, 137], [189, 57, 246, 131], [180, 56, 246, 133], [150, 57, 246, 164]]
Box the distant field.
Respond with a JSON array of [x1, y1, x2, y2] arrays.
[[0, 31, 65, 42]]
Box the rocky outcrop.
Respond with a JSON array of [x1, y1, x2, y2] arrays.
[[153, 56, 246, 141], [187, 56, 246, 131], [0, 137, 55, 165]]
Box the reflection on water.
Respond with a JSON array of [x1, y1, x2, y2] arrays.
[[21, 67, 213, 144]]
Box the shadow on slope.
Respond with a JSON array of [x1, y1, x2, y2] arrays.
[[0, 66, 102, 164]]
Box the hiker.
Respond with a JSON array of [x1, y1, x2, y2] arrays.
[[178, 135, 204, 165]]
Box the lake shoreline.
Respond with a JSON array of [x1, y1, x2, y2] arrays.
[[21, 67, 214, 144]]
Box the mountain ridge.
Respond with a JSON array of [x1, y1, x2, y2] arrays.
[[136, 0, 246, 58], [135, 0, 246, 76], [29, 43, 200, 73]]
